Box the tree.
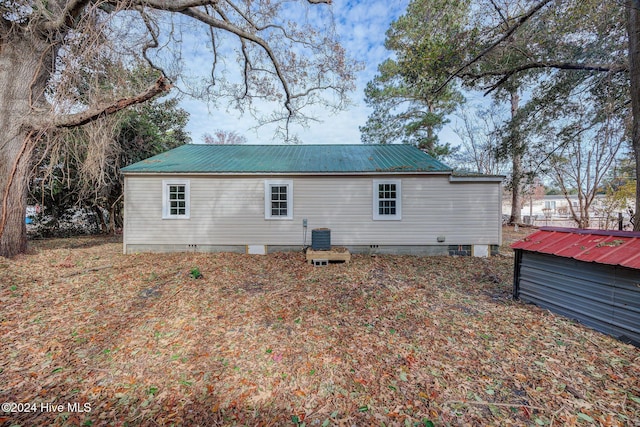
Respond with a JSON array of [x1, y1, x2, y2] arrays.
[[109, 98, 190, 231], [522, 177, 546, 223], [202, 130, 248, 145], [598, 181, 636, 229], [450, 105, 508, 175], [0, 0, 357, 257], [604, 152, 637, 192], [368, 0, 639, 227], [547, 123, 625, 228], [465, 1, 543, 225], [627, 0, 640, 230], [598, 152, 637, 229], [29, 96, 190, 234], [443, 0, 637, 228], [360, 0, 467, 157], [364, 0, 540, 223]]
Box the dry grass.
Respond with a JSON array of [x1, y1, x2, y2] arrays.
[[0, 227, 638, 426]]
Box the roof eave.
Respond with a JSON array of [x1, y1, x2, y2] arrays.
[[122, 170, 455, 176], [449, 175, 505, 183]]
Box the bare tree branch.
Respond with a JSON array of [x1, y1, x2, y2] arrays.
[[177, 6, 295, 116], [220, 0, 317, 47], [204, 4, 218, 87], [488, 0, 509, 26], [49, 77, 170, 128], [463, 61, 629, 94], [127, 0, 332, 13], [436, 0, 554, 94], [137, 8, 171, 80], [129, 0, 220, 12], [208, 2, 252, 99], [41, 0, 94, 31]]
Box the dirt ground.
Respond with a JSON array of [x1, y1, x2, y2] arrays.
[[0, 226, 638, 426]]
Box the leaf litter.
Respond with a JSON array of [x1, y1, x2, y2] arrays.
[[0, 229, 637, 426]]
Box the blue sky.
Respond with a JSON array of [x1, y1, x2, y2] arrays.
[[176, 0, 411, 145]]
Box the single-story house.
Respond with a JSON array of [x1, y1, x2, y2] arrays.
[[121, 144, 504, 255], [512, 227, 640, 347]]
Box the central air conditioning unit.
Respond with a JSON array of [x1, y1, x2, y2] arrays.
[[311, 228, 331, 250]]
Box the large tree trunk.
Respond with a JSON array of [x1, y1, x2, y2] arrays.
[[509, 91, 523, 225], [628, 0, 640, 231], [0, 27, 168, 257], [0, 37, 51, 258], [0, 134, 32, 258], [0, 138, 33, 257]]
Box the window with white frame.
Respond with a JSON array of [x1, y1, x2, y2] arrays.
[[373, 179, 401, 220], [265, 180, 293, 219], [162, 179, 190, 219]]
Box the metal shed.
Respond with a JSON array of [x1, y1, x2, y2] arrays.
[[512, 227, 640, 347]]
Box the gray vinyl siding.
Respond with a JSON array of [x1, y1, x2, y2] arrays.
[[515, 251, 640, 346], [124, 174, 501, 249]]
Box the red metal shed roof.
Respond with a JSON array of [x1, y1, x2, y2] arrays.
[[511, 227, 640, 270]]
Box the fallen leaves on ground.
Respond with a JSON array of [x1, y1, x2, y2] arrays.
[[0, 229, 638, 426]]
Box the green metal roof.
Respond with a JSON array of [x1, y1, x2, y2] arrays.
[[121, 144, 453, 174]]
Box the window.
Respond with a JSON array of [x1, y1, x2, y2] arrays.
[[373, 179, 401, 220], [265, 180, 293, 219], [270, 185, 288, 217], [544, 201, 556, 210], [162, 179, 190, 219]]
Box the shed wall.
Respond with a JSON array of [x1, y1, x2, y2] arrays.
[[123, 175, 501, 251], [515, 251, 640, 346]]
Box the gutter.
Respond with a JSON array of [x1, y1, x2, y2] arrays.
[[449, 175, 505, 183]]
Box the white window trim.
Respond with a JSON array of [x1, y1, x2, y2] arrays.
[[162, 179, 190, 219], [264, 180, 293, 220], [373, 179, 402, 221]]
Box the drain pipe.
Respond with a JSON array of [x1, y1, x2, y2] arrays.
[[302, 218, 309, 251]]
